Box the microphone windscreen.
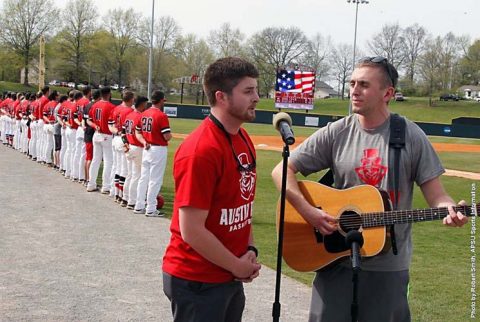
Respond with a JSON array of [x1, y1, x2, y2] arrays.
[[273, 112, 292, 130]]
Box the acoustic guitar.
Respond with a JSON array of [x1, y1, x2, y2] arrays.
[[277, 181, 478, 272]]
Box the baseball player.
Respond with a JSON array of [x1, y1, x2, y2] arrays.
[[83, 90, 101, 186], [62, 91, 79, 179], [108, 90, 135, 202], [86, 86, 116, 193], [72, 88, 92, 183], [42, 91, 59, 166], [122, 95, 149, 209], [54, 95, 69, 170], [36, 86, 51, 163], [133, 90, 171, 216]]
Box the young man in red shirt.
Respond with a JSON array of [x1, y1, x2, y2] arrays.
[[108, 90, 134, 202], [162, 57, 261, 321], [122, 96, 148, 209], [72, 88, 92, 183], [133, 90, 171, 216], [42, 91, 59, 166], [86, 87, 116, 193]]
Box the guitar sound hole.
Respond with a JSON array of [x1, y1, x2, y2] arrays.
[[339, 211, 362, 232]]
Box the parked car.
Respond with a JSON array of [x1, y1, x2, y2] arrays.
[[474, 96, 480, 102], [49, 80, 61, 86], [439, 94, 459, 101], [67, 82, 76, 88], [111, 84, 119, 90], [394, 92, 405, 101]]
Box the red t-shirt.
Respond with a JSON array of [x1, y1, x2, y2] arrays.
[[20, 100, 29, 117], [123, 110, 143, 147], [135, 107, 170, 146], [31, 100, 40, 120], [14, 100, 22, 120], [162, 117, 257, 283], [108, 104, 133, 133], [74, 97, 90, 123], [63, 100, 79, 130], [43, 101, 57, 123], [89, 100, 116, 134]]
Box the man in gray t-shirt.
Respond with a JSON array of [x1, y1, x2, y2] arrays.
[[272, 57, 468, 322]]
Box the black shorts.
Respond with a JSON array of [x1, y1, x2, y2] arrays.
[[54, 134, 62, 151]]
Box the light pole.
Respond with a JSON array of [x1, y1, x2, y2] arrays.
[[147, 0, 155, 101], [347, 0, 369, 114]]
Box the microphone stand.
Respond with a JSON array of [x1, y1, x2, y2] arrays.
[[272, 136, 294, 322], [345, 230, 364, 322]]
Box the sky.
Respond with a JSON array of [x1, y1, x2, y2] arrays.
[[51, 0, 479, 51]]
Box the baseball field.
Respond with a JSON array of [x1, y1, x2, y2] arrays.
[[160, 115, 480, 322]]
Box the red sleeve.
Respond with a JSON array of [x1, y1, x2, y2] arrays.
[[160, 113, 171, 134], [174, 154, 220, 210]]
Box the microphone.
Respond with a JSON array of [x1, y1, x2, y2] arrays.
[[345, 230, 364, 271], [273, 112, 295, 145]]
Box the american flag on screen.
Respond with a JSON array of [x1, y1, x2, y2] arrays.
[[275, 70, 315, 93]]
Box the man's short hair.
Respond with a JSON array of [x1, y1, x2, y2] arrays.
[[73, 91, 83, 101], [100, 86, 111, 98], [356, 56, 399, 89], [41, 86, 50, 95], [204, 57, 259, 106], [122, 90, 135, 103], [48, 90, 58, 101], [151, 90, 165, 104], [82, 86, 92, 96], [92, 89, 101, 100], [59, 95, 68, 103], [135, 96, 149, 108]]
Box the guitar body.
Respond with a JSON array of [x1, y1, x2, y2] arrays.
[[278, 181, 391, 272]]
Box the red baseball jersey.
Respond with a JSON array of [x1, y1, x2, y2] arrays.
[[14, 100, 22, 120], [43, 100, 57, 123], [135, 107, 170, 146], [20, 100, 29, 117], [162, 117, 257, 283], [88, 100, 116, 134], [74, 97, 90, 122], [123, 110, 143, 147], [63, 100, 79, 130], [109, 104, 133, 133]]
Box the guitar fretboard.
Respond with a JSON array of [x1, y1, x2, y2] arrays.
[[361, 204, 479, 228]]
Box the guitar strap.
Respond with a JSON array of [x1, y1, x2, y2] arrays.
[[318, 113, 406, 255], [389, 113, 406, 255]]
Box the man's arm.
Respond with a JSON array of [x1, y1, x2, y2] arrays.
[[271, 161, 337, 235], [420, 177, 468, 227], [135, 129, 150, 150], [179, 206, 261, 280], [162, 132, 172, 141]]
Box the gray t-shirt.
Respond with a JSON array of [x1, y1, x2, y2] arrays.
[[290, 113, 444, 271], [53, 103, 62, 135]]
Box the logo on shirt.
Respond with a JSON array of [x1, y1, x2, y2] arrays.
[[355, 148, 388, 187], [238, 153, 256, 201], [219, 201, 254, 232]]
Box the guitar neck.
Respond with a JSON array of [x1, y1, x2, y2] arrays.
[[362, 204, 479, 228]]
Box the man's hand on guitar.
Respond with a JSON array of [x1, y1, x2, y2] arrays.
[[443, 200, 468, 227], [304, 207, 337, 235]]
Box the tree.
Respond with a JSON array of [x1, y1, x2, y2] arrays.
[[56, 0, 97, 84], [248, 26, 309, 96], [0, 0, 59, 85], [458, 40, 480, 86], [368, 23, 406, 70], [418, 37, 443, 106], [299, 33, 332, 80], [402, 24, 428, 84], [208, 23, 245, 58], [138, 16, 182, 90], [330, 44, 354, 100], [104, 8, 141, 86]]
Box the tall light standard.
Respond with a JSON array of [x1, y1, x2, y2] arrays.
[[347, 0, 369, 114], [147, 0, 155, 101]]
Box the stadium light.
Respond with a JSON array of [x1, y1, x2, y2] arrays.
[[347, 0, 369, 114]]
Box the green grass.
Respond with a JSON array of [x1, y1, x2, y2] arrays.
[[0, 81, 122, 98]]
